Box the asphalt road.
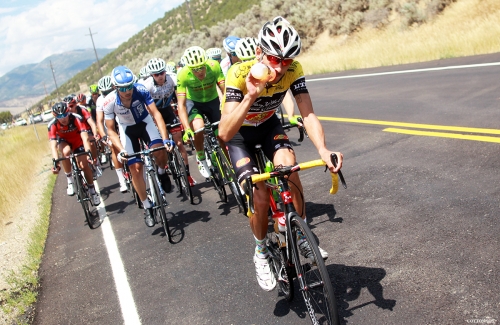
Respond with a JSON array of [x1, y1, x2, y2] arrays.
[[34, 53, 500, 325]]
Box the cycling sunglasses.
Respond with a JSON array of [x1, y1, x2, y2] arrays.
[[56, 112, 69, 119], [265, 54, 293, 66], [118, 84, 134, 92], [191, 66, 206, 73], [153, 71, 166, 77]]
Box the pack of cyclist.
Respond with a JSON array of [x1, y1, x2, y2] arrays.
[[48, 15, 344, 297]]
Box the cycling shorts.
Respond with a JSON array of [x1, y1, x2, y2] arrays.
[[188, 98, 221, 127], [159, 106, 182, 134], [226, 114, 293, 185], [57, 138, 86, 154], [121, 115, 162, 166]]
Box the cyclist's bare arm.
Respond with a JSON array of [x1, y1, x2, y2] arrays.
[[96, 111, 106, 138], [176, 94, 191, 131], [219, 74, 265, 142], [50, 139, 59, 161], [105, 119, 123, 151], [86, 117, 98, 138], [294, 92, 343, 173], [282, 90, 296, 118], [80, 131, 93, 155], [218, 81, 225, 95]]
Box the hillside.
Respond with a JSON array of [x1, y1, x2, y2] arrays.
[[31, 0, 500, 112], [0, 48, 113, 104]]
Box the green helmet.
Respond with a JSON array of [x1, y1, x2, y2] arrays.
[[89, 84, 99, 94]]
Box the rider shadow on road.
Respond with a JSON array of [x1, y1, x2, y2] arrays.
[[155, 209, 211, 244], [273, 263, 396, 324], [305, 201, 343, 228]]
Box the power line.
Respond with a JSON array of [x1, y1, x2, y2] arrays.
[[85, 27, 103, 78]]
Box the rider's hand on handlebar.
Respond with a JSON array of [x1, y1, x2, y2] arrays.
[[289, 115, 303, 127], [118, 149, 128, 163], [51, 165, 60, 174], [163, 139, 175, 152], [322, 151, 343, 173], [182, 129, 194, 143]]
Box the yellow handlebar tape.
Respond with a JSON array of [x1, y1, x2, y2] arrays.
[[298, 159, 325, 170], [250, 172, 271, 184], [330, 172, 339, 195]]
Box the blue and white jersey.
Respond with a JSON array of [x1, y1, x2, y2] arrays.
[[102, 84, 154, 126]]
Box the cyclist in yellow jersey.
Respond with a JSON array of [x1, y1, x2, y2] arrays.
[[177, 46, 226, 179], [219, 16, 343, 291]]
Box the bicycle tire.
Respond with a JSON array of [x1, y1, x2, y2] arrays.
[[168, 151, 182, 193], [216, 148, 246, 214], [149, 170, 171, 242], [267, 231, 295, 301], [74, 171, 94, 229], [107, 150, 114, 170], [289, 215, 339, 325], [206, 149, 227, 202], [173, 148, 193, 204]]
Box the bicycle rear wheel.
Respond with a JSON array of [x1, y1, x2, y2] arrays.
[[216, 148, 246, 214], [173, 148, 193, 204], [289, 215, 339, 325], [149, 170, 171, 242]]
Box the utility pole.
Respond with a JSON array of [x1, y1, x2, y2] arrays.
[[85, 27, 103, 78], [49, 61, 60, 100], [185, 0, 195, 31]]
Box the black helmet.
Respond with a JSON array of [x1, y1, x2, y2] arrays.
[[52, 102, 69, 117]]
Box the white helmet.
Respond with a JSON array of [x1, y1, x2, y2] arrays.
[[165, 64, 176, 74], [147, 58, 166, 74], [258, 16, 301, 58], [139, 66, 149, 79], [206, 47, 222, 61], [235, 37, 258, 61], [183, 46, 207, 68], [98, 75, 113, 92]]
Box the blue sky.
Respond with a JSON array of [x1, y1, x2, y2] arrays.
[[0, 0, 184, 77]]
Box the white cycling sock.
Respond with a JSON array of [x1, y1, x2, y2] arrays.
[[142, 199, 152, 209], [115, 168, 125, 183], [157, 167, 165, 175], [66, 173, 73, 184]]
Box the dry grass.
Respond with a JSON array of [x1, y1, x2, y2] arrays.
[[299, 0, 500, 75], [0, 125, 51, 239]]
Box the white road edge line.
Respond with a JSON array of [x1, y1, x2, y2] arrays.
[[307, 61, 500, 82], [95, 182, 142, 325]]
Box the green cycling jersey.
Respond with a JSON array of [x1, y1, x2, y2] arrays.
[[176, 59, 225, 103]]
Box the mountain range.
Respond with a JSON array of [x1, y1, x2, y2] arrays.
[[0, 48, 114, 110]]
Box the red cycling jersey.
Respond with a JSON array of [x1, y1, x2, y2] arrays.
[[48, 113, 90, 149]]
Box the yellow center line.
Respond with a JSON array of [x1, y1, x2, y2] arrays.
[[384, 128, 500, 143], [315, 116, 500, 135]]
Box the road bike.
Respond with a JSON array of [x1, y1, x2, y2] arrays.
[[124, 145, 172, 242], [53, 151, 101, 229], [195, 118, 246, 213], [244, 151, 346, 325], [166, 122, 193, 204]]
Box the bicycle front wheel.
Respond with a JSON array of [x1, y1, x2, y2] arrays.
[[74, 172, 94, 229], [206, 149, 227, 203], [216, 148, 246, 215], [289, 215, 339, 325], [149, 170, 171, 242]]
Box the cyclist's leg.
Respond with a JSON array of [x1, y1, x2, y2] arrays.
[[88, 132, 99, 165], [199, 98, 228, 156], [123, 123, 148, 202], [141, 116, 171, 192], [58, 141, 74, 194], [189, 106, 205, 154], [264, 117, 305, 218]]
